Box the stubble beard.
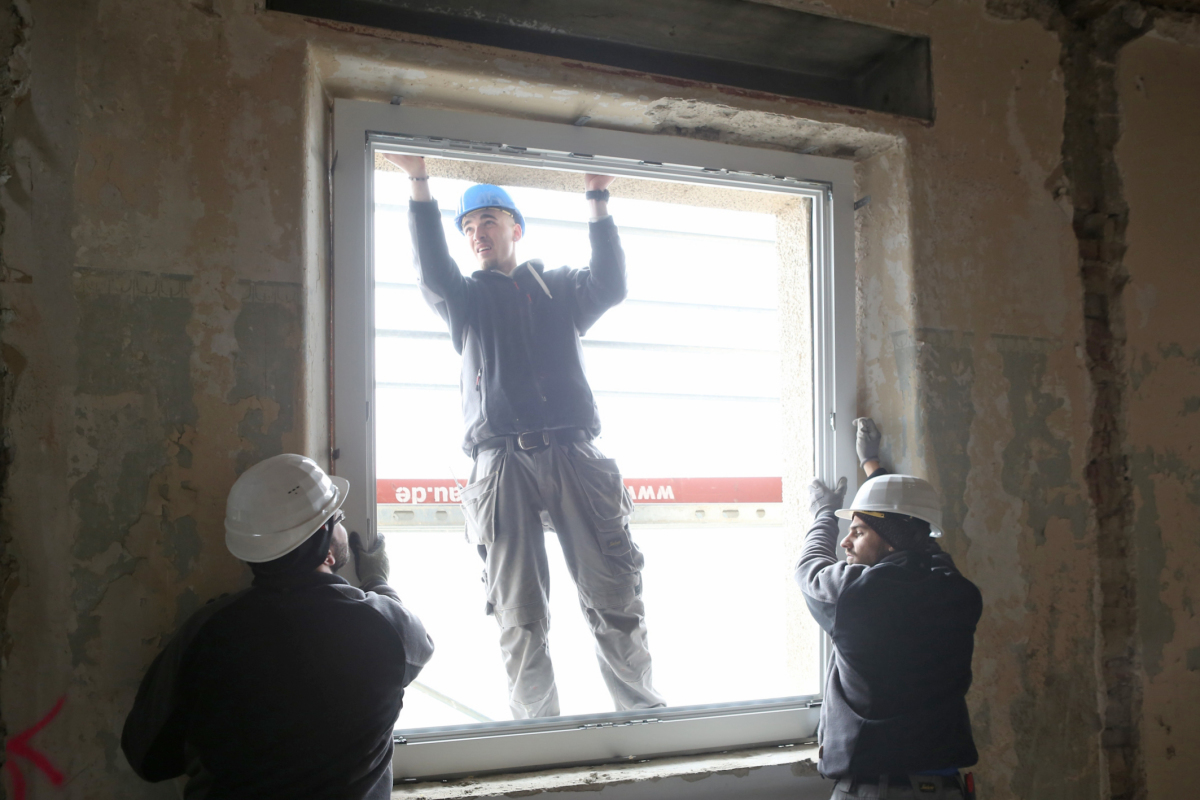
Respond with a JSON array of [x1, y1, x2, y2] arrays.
[[330, 537, 350, 572]]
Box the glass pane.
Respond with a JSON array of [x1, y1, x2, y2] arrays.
[[373, 158, 815, 729]]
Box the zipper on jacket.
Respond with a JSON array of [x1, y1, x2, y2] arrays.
[[521, 283, 546, 406]]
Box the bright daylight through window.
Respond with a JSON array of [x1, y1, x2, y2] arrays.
[[371, 157, 824, 729]]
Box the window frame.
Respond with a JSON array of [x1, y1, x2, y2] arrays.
[[331, 98, 858, 780]]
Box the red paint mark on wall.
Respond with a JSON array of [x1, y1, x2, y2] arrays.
[[377, 477, 782, 505], [5, 696, 65, 799]]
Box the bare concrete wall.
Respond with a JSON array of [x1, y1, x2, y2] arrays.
[[852, 7, 1099, 798], [1116, 30, 1200, 799], [0, 0, 1195, 798], [0, 2, 322, 795]]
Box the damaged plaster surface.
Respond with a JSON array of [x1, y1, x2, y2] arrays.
[[853, 3, 1101, 797], [1, 1, 317, 794], [0, 0, 1195, 798], [1116, 30, 1200, 800], [977, 4, 1200, 799], [0, 0, 32, 791]]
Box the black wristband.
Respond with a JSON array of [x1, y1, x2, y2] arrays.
[[584, 189, 610, 202]]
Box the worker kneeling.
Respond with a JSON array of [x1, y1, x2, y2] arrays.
[[796, 419, 982, 799], [122, 454, 434, 799]]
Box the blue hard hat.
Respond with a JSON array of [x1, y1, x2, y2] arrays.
[[454, 184, 526, 234]]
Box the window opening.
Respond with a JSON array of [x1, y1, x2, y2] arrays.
[[374, 165, 820, 727], [332, 99, 857, 779]]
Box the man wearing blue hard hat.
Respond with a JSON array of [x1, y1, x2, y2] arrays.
[[383, 153, 665, 719]]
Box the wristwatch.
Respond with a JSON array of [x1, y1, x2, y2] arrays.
[[584, 189, 610, 202]]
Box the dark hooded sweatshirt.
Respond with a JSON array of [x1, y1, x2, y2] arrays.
[[407, 199, 627, 454], [121, 572, 433, 799], [793, 480, 982, 778]]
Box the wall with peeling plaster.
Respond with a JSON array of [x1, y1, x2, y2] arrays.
[[0, 0, 1196, 798], [1116, 31, 1200, 800], [851, 6, 1101, 797]]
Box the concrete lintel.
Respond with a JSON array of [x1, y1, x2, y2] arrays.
[[272, 0, 933, 119]]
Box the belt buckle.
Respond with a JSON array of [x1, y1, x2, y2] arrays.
[[517, 431, 548, 450]]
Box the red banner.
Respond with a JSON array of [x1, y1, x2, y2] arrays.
[[376, 477, 781, 505]]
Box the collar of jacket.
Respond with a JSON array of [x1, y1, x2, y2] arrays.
[[876, 549, 934, 571], [474, 259, 545, 280], [251, 570, 350, 592], [476, 260, 554, 300]]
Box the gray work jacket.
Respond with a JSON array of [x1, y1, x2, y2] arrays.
[[408, 200, 627, 454]]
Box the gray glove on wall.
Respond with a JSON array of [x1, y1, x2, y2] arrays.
[[853, 417, 881, 467], [808, 477, 847, 517], [349, 531, 390, 586]]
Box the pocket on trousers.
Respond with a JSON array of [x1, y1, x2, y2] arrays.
[[461, 470, 500, 546], [593, 518, 634, 557], [570, 455, 635, 556]]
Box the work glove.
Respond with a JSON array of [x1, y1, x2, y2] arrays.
[[349, 531, 390, 587], [853, 417, 882, 467], [808, 477, 847, 517]]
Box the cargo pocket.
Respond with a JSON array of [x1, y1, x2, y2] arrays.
[[461, 470, 500, 546], [570, 455, 635, 556]]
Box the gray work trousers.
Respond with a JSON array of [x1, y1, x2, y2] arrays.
[[461, 437, 666, 719], [831, 775, 966, 799]]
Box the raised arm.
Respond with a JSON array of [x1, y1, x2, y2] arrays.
[[383, 154, 472, 349], [350, 531, 435, 686], [793, 478, 870, 633], [586, 173, 611, 219], [854, 416, 883, 477], [572, 173, 627, 332], [384, 153, 432, 203]]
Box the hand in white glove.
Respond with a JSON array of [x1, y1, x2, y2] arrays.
[[350, 531, 390, 586], [808, 477, 847, 517], [853, 417, 882, 468]]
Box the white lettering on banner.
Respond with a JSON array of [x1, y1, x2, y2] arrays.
[[384, 477, 780, 505], [389, 484, 462, 505], [625, 484, 676, 502]]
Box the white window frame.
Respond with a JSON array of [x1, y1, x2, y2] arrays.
[[332, 98, 857, 780]]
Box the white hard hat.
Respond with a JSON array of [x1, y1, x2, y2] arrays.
[[225, 454, 350, 562], [835, 474, 944, 537]]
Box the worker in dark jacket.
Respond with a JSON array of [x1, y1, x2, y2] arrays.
[[796, 419, 982, 800], [382, 153, 664, 719], [122, 454, 434, 799]]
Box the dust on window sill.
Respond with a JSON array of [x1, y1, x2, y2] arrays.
[[391, 743, 821, 798]]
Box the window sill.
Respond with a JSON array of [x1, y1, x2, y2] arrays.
[[391, 743, 821, 799]]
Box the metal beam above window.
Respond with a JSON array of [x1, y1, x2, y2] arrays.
[[269, 0, 933, 119]]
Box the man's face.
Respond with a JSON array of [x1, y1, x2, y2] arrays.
[[461, 208, 521, 270], [329, 521, 350, 572], [841, 515, 894, 567]]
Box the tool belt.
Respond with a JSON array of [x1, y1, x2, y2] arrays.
[[471, 428, 589, 459], [836, 772, 972, 797]]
